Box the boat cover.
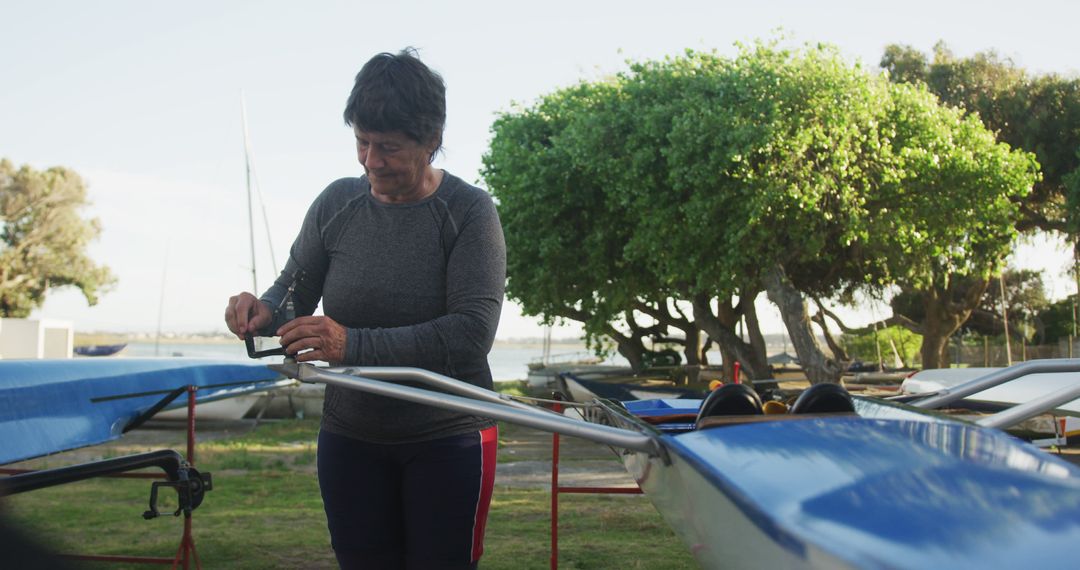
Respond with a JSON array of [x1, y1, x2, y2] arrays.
[[0, 358, 289, 465], [645, 406, 1080, 568]]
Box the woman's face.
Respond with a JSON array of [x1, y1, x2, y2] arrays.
[[354, 126, 437, 203]]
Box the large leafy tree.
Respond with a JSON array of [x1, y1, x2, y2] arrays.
[[658, 46, 1034, 375], [632, 45, 902, 383], [558, 51, 773, 379], [485, 42, 1034, 382], [881, 42, 1080, 234], [481, 83, 669, 370], [871, 84, 1036, 368], [879, 43, 1078, 365], [0, 159, 115, 317]]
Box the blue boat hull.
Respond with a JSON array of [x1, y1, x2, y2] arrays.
[[0, 358, 291, 465], [617, 397, 1080, 568]]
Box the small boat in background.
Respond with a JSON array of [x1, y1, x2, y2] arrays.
[[248, 382, 325, 419], [555, 371, 705, 423], [73, 343, 127, 357], [557, 371, 704, 403], [900, 365, 1080, 438]]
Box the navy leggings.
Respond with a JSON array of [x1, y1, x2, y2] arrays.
[[317, 426, 498, 570]]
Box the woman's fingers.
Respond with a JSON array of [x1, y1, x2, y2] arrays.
[[225, 293, 271, 339], [277, 316, 346, 363]]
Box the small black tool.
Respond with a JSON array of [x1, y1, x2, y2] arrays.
[[244, 269, 303, 360], [245, 334, 288, 358]]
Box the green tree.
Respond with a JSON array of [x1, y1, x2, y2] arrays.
[[840, 325, 922, 368], [875, 83, 1036, 368], [879, 42, 1080, 365], [965, 269, 1050, 342], [485, 42, 1034, 382], [649, 44, 1033, 376], [0, 159, 115, 317], [1036, 294, 1078, 344], [881, 42, 1080, 234], [481, 83, 672, 371]]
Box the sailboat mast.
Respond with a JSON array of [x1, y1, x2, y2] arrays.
[[542, 325, 552, 366], [241, 93, 258, 294]]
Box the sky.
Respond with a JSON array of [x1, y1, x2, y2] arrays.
[[4, 0, 1079, 339]]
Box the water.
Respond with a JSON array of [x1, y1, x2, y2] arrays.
[[121, 342, 733, 381], [487, 346, 547, 381], [124, 341, 556, 382], [126, 341, 250, 360]]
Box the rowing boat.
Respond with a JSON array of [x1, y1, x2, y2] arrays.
[[267, 358, 1080, 569], [556, 371, 703, 404], [0, 358, 294, 465], [72, 343, 127, 357], [604, 394, 1080, 568], [901, 365, 1080, 435]]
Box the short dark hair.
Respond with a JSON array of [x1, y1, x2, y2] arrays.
[[343, 48, 446, 161]]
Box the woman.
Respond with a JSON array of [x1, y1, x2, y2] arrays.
[[224, 48, 506, 570]]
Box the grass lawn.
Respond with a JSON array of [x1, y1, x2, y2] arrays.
[[3, 386, 695, 569]]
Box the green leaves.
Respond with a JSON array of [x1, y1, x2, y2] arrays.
[[883, 42, 1080, 235], [483, 41, 1034, 347], [0, 159, 115, 317]]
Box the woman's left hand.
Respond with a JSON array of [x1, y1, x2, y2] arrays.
[[277, 316, 347, 363]]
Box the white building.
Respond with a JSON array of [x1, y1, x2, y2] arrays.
[[0, 318, 73, 359]]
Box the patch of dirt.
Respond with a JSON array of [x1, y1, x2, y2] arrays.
[[497, 422, 637, 488], [495, 459, 637, 489]]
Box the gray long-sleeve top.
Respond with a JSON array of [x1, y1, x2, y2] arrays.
[[260, 172, 506, 443]]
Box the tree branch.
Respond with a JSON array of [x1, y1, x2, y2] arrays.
[[809, 298, 859, 333], [810, 301, 850, 361]]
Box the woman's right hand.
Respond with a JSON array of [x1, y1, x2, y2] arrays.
[[224, 292, 272, 340]]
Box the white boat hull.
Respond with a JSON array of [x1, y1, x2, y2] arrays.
[[902, 367, 1080, 434], [251, 383, 325, 419], [153, 394, 263, 421]]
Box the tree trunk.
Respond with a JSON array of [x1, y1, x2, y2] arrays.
[[610, 332, 647, 372], [918, 298, 952, 369], [916, 277, 990, 369], [742, 299, 770, 374], [632, 299, 702, 381], [812, 309, 850, 363], [682, 326, 701, 367], [764, 265, 845, 384], [915, 317, 950, 367], [633, 300, 701, 368], [692, 293, 773, 380], [558, 310, 652, 373], [700, 336, 715, 366]]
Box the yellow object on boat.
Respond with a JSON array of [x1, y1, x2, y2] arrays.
[[763, 400, 789, 415]]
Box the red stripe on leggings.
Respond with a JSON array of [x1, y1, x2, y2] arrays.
[[471, 425, 498, 562]]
